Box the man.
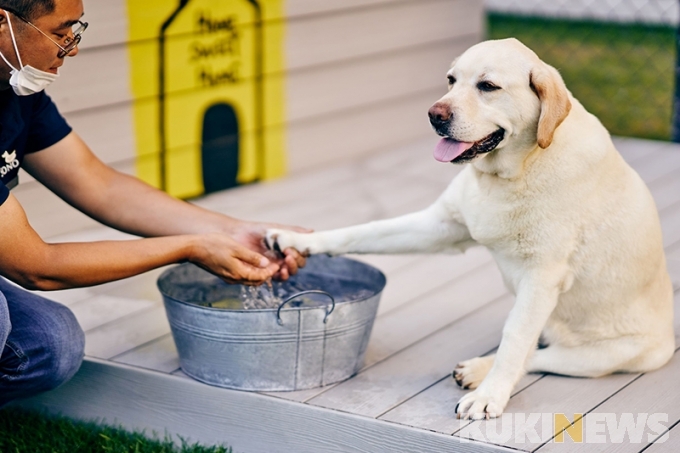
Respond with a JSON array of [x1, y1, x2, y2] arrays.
[[0, 0, 305, 407]]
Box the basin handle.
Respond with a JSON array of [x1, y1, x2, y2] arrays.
[[276, 290, 335, 326]]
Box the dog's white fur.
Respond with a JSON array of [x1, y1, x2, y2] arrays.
[[266, 38, 674, 419]]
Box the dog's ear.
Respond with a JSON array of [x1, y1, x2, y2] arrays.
[[530, 63, 571, 149]]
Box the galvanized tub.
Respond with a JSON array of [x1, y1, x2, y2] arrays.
[[157, 255, 386, 391]]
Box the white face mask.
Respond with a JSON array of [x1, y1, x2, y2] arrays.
[[0, 11, 58, 96]]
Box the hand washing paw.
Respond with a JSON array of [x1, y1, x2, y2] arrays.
[[265, 228, 312, 256]]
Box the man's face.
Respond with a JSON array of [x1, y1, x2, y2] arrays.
[[0, 0, 84, 77]]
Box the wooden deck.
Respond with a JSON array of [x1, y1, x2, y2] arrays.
[[14, 135, 680, 452]]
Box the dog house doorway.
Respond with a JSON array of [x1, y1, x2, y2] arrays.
[[202, 103, 239, 193]]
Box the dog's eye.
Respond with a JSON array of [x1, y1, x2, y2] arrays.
[[447, 75, 456, 85], [477, 81, 500, 92]]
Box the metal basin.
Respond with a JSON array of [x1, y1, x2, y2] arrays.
[[157, 255, 386, 391]]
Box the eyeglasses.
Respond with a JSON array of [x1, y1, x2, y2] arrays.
[[5, 9, 87, 58]]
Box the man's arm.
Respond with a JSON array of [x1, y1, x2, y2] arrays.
[[0, 194, 279, 290], [22, 132, 306, 277], [23, 132, 244, 237]]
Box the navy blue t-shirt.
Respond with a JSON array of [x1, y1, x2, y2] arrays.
[[0, 88, 72, 206]]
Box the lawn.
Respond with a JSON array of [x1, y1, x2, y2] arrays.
[[0, 408, 231, 453], [487, 13, 676, 140]]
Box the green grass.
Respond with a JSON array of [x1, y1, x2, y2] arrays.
[[487, 13, 676, 140], [0, 408, 232, 453]]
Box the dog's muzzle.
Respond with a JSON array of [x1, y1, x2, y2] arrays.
[[428, 103, 453, 136], [450, 128, 505, 163]]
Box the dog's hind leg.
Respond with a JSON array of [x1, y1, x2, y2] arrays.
[[525, 336, 674, 377]]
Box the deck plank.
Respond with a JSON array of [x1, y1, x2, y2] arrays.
[[193, 136, 451, 217], [347, 254, 425, 276], [364, 260, 506, 365], [28, 287, 98, 307], [198, 165, 448, 233], [648, 176, 680, 213], [660, 204, 680, 249], [629, 148, 680, 185], [376, 247, 494, 316], [306, 295, 514, 417], [95, 269, 168, 305], [111, 334, 180, 374], [534, 354, 680, 452], [668, 257, 680, 291], [668, 247, 680, 261], [613, 137, 668, 164], [84, 306, 170, 359], [644, 422, 680, 452], [70, 295, 157, 332], [379, 366, 543, 435], [16, 359, 515, 453]]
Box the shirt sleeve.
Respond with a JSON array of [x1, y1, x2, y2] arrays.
[[24, 91, 72, 153], [0, 181, 9, 206]]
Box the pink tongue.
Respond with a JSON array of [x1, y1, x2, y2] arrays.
[[433, 138, 474, 162]]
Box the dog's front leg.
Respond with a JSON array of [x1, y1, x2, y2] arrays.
[[456, 273, 560, 419], [266, 203, 473, 256]]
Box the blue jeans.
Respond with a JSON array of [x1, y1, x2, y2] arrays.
[[0, 278, 85, 408]]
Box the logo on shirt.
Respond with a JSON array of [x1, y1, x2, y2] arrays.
[[1, 150, 20, 178]]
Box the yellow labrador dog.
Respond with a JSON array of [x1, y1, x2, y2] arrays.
[[266, 38, 674, 419]]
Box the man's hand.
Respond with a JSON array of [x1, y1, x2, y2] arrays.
[[229, 222, 310, 280], [188, 233, 281, 285], [0, 194, 280, 290]]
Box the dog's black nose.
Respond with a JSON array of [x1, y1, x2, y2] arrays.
[[428, 103, 452, 129]]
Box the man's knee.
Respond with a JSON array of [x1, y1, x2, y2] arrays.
[[35, 303, 85, 391]]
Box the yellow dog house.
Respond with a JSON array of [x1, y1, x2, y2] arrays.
[[127, 0, 286, 199]]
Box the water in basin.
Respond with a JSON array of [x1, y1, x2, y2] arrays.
[[162, 256, 380, 310]]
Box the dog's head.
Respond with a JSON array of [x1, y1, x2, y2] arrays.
[[428, 38, 571, 165]]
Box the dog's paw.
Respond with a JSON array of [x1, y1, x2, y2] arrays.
[[265, 228, 295, 254], [453, 356, 494, 390], [265, 228, 312, 256], [455, 388, 508, 420]]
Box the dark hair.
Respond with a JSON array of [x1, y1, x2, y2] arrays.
[[0, 0, 55, 21]]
